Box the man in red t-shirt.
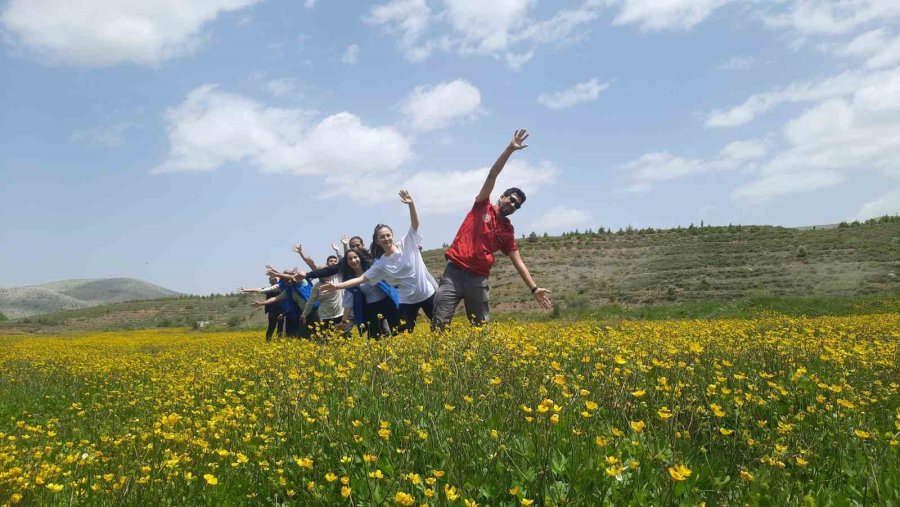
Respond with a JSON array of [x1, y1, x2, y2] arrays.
[[432, 129, 553, 330]]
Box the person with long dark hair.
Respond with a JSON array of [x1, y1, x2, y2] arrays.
[[320, 190, 437, 332], [334, 248, 401, 338]]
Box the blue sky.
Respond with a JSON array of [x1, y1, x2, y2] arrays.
[[2, 0, 899, 295]]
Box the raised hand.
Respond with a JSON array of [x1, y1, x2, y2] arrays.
[[292, 244, 303, 255], [341, 234, 350, 247], [331, 243, 340, 253], [319, 282, 337, 293], [534, 287, 552, 310], [399, 189, 413, 204], [292, 271, 307, 280], [509, 129, 529, 151]]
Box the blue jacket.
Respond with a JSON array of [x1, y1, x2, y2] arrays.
[[277, 280, 298, 315], [276, 279, 319, 314]]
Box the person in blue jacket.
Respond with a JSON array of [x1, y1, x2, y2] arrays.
[[337, 248, 400, 339], [252, 268, 319, 338]]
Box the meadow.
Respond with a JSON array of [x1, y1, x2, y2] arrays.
[[1, 313, 898, 505]]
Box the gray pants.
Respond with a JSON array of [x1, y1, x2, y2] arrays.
[[431, 261, 490, 330]]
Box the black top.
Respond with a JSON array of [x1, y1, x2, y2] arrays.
[[306, 264, 340, 280], [263, 289, 281, 314]]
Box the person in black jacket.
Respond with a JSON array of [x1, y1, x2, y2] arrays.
[[239, 276, 283, 341]]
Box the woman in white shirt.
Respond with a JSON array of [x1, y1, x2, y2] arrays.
[[321, 190, 438, 332]]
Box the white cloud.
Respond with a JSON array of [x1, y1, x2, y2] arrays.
[[367, 0, 604, 68], [342, 44, 360, 64], [442, 0, 534, 54], [620, 138, 766, 190], [834, 28, 900, 69], [537, 78, 609, 110], [0, 0, 260, 66], [505, 50, 534, 70], [153, 85, 412, 179], [855, 186, 900, 220], [402, 160, 558, 214], [71, 122, 136, 147], [762, 0, 900, 38], [719, 139, 768, 161], [705, 68, 897, 128], [731, 171, 843, 201], [365, 0, 433, 62], [733, 70, 900, 201], [515, 3, 603, 45], [304, 0, 316, 8], [401, 79, 482, 132], [531, 206, 594, 234], [262, 78, 301, 98], [612, 0, 731, 31], [717, 56, 757, 71]]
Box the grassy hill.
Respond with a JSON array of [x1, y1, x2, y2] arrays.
[[0, 278, 181, 319], [1, 219, 897, 334], [422, 219, 900, 312]]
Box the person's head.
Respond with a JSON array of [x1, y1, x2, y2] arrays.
[[349, 236, 365, 250], [326, 255, 339, 267], [370, 224, 394, 258], [268, 276, 278, 285], [498, 187, 526, 217], [340, 248, 372, 280]]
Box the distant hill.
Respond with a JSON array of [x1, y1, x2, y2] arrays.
[[0, 278, 181, 319], [0, 219, 897, 334]]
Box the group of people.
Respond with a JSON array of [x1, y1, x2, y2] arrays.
[[239, 130, 553, 341]]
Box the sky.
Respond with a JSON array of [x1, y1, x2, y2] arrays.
[[2, 0, 900, 295]]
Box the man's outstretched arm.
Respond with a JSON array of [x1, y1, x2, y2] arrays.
[[507, 250, 552, 310], [292, 244, 320, 270], [475, 129, 529, 202]]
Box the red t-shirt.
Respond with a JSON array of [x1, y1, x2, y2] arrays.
[[445, 198, 518, 276]]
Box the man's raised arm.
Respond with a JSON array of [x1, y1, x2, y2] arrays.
[[475, 129, 529, 202], [292, 244, 319, 270]]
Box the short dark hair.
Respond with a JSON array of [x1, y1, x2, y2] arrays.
[[327, 255, 339, 263], [349, 236, 364, 246], [502, 187, 526, 206]]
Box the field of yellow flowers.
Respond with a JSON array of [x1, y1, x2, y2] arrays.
[[1, 314, 898, 506]]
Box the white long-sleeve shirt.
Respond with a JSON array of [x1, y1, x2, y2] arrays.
[[303, 279, 344, 320]]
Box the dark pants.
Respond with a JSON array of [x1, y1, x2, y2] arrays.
[[299, 308, 320, 339], [265, 311, 280, 341], [284, 313, 300, 338], [365, 296, 402, 339], [432, 261, 490, 331], [398, 293, 435, 333]]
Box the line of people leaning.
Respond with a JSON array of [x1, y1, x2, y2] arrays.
[[239, 130, 553, 341]]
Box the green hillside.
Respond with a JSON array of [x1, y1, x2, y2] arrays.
[[422, 219, 899, 312], [1, 218, 897, 334]]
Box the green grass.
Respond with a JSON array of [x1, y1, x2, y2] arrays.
[[499, 292, 900, 322]]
